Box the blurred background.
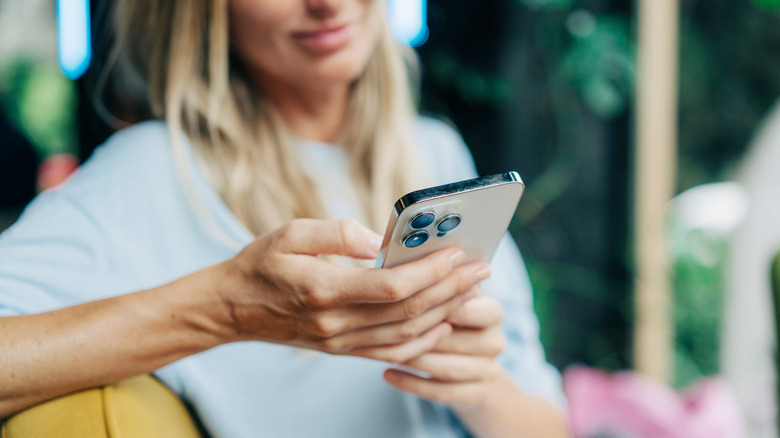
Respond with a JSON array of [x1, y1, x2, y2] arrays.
[[3, 0, 780, 436]]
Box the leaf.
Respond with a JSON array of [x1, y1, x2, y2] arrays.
[[752, 0, 780, 12]]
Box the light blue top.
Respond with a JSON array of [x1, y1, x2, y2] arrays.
[[0, 118, 563, 437]]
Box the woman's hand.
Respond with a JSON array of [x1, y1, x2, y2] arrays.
[[382, 294, 507, 411], [215, 219, 491, 364]]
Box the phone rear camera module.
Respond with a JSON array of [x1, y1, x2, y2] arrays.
[[436, 215, 461, 233], [403, 231, 429, 248], [410, 212, 436, 229]]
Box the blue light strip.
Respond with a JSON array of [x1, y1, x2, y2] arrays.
[[388, 0, 429, 47], [57, 0, 91, 80]]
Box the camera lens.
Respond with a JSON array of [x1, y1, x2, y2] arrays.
[[403, 231, 429, 248], [436, 215, 461, 233], [410, 212, 436, 229]]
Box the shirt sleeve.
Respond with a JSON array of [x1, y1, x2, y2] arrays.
[[0, 190, 123, 316]]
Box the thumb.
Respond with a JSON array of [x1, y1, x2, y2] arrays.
[[275, 219, 382, 259]]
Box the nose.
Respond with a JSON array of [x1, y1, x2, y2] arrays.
[[305, 0, 346, 19]]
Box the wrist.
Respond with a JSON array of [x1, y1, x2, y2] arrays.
[[450, 365, 506, 415], [452, 370, 570, 438], [156, 261, 240, 348]]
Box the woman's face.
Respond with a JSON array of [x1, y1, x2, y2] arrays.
[[229, 0, 382, 91]]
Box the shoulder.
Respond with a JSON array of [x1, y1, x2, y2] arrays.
[[14, 120, 184, 247], [413, 116, 478, 184], [55, 121, 176, 202], [71, 121, 171, 185]]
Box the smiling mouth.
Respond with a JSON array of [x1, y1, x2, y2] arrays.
[[292, 23, 355, 54]]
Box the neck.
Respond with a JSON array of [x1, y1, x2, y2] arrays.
[[255, 76, 350, 144]]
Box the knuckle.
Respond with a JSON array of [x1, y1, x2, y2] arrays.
[[310, 315, 342, 337], [396, 321, 421, 343], [277, 221, 297, 241], [303, 285, 333, 309], [402, 295, 426, 319], [432, 259, 453, 281], [319, 336, 345, 353], [379, 280, 402, 302], [337, 219, 362, 251]]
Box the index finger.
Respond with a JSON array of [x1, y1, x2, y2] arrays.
[[319, 247, 466, 304]]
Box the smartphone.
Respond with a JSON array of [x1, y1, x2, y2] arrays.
[[376, 172, 525, 268]]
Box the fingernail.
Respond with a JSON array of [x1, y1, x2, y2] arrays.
[[385, 370, 400, 383], [474, 266, 491, 282], [449, 250, 466, 267]]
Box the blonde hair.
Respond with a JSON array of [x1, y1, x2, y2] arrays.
[[106, 0, 422, 240]]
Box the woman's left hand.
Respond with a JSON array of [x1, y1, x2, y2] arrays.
[[383, 293, 508, 412]]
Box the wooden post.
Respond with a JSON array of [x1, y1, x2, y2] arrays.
[[634, 0, 680, 382]]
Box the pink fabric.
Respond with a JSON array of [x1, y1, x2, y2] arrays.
[[564, 366, 746, 438]]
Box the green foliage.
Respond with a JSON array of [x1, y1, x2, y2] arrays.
[[752, 0, 780, 12], [558, 15, 635, 118], [525, 4, 635, 121], [517, 0, 576, 11], [0, 58, 77, 158], [527, 258, 631, 371], [678, 1, 780, 191], [426, 49, 516, 107], [669, 226, 728, 389]]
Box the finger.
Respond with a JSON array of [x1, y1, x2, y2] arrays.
[[384, 369, 487, 406], [446, 296, 504, 328], [403, 353, 499, 382], [274, 219, 382, 259], [433, 326, 507, 356], [332, 263, 490, 330], [318, 290, 477, 351], [318, 247, 471, 304], [347, 323, 452, 363]]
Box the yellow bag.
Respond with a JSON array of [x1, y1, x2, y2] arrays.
[[2, 375, 202, 438]]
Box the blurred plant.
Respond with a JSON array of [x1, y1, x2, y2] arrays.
[[558, 12, 635, 119], [425, 48, 515, 108], [515, 3, 635, 370], [678, 1, 780, 191], [0, 58, 77, 159], [516, 8, 634, 224], [668, 183, 748, 389], [527, 258, 630, 371], [752, 0, 780, 12], [670, 228, 727, 388], [517, 0, 575, 11]]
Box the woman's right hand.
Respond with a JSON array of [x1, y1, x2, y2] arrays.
[[215, 219, 491, 363]]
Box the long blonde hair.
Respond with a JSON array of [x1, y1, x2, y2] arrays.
[[106, 0, 421, 239]]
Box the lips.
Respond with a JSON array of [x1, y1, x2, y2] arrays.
[[292, 23, 355, 54]]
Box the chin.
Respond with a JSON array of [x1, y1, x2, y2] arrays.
[[304, 50, 373, 87]]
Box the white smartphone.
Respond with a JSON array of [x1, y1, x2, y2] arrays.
[[376, 172, 525, 268]]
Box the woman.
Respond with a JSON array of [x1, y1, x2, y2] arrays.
[[0, 0, 568, 436]]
